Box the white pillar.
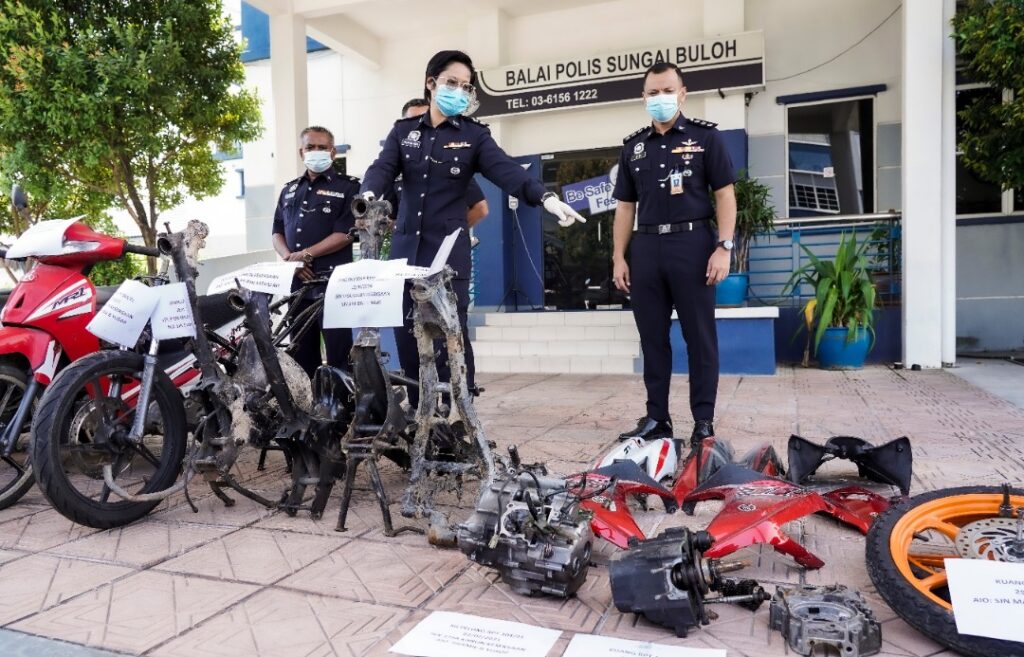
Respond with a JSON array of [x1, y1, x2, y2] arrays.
[[468, 9, 507, 142], [940, 0, 957, 366], [702, 0, 745, 130], [270, 11, 309, 192], [901, 0, 945, 369]]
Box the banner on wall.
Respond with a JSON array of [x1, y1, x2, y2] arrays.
[[475, 31, 765, 118]]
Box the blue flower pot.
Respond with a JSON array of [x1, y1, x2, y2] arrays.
[[716, 273, 748, 307], [817, 326, 870, 369]]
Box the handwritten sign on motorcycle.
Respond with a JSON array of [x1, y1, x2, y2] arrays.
[[207, 261, 302, 296], [390, 612, 561, 657], [565, 634, 724, 657], [323, 258, 406, 328], [151, 283, 196, 340], [376, 229, 463, 280], [86, 279, 161, 347]]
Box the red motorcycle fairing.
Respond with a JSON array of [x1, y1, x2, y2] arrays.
[[567, 460, 679, 550], [671, 436, 787, 505], [683, 464, 891, 569], [0, 327, 62, 384]]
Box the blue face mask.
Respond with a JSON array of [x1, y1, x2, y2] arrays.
[[303, 150, 332, 173], [646, 94, 679, 123], [435, 86, 470, 117]]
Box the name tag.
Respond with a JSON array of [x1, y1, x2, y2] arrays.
[[316, 190, 346, 199], [443, 141, 472, 149], [670, 171, 684, 195]]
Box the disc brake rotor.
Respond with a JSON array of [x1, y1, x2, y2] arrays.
[[955, 517, 1024, 562], [67, 401, 134, 479]]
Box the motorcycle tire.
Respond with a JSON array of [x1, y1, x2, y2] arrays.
[[865, 485, 1024, 657], [32, 351, 187, 529], [0, 364, 34, 510]]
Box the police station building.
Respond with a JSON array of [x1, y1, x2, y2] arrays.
[[230, 0, 1023, 375]]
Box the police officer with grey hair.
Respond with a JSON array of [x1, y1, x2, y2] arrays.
[[272, 125, 360, 378], [612, 62, 737, 446]]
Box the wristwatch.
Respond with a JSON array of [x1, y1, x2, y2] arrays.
[[302, 250, 314, 265], [717, 239, 734, 251]]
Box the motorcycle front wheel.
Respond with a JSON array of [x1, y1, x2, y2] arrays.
[[32, 351, 187, 529], [0, 363, 34, 510], [865, 485, 1024, 657]]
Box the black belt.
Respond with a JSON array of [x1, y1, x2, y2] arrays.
[[634, 218, 712, 235]]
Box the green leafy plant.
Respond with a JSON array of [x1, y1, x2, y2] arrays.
[[732, 171, 777, 273], [782, 232, 877, 354], [952, 0, 1024, 190], [0, 0, 262, 271]]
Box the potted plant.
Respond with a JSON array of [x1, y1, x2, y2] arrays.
[[783, 231, 877, 369], [716, 171, 777, 306]]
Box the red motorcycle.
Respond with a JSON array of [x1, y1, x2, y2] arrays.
[[0, 190, 237, 509]]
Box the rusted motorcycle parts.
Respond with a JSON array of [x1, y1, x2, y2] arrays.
[[683, 465, 891, 568], [610, 527, 769, 637], [769, 584, 882, 657]]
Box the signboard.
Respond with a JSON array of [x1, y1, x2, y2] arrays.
[[390, 611, 561, 657], [475, 31, 764, 118], [562, 174, 617, 215]]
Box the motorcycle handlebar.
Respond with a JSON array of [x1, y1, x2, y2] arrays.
[[123, 242, 161, 258]]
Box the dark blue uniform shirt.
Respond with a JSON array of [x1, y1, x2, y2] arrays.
[[613, 114, 735, 225], [385, 175, 485, 220], [272, 171, 361, 274], [361, 113, 546, 279]]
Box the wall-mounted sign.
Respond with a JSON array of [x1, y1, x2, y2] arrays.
[[475, 31, 764, 118]]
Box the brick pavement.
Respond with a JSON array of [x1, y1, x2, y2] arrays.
[[0, 366, 1021, 657]]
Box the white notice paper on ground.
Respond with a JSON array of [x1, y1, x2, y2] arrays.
[[5, 217, 83, 259], [946, 557, 1024, 643], [389, 611, 560, 657], [323, 258, 405, 328], [86, 279, 161, 347], [207, 261, 301, 296], [151, 283, 196, 340], [565, 634, 725, 657]]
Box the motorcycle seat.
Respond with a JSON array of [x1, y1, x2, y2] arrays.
[[94, 285, 120, 308]]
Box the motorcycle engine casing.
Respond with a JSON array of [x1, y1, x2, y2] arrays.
[[457, 471, 593, 598]]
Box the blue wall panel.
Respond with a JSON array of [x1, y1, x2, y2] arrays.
[[241, 2, 328, 63], [671, 317, 777, 375]]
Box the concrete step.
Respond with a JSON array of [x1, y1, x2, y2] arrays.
[[474, 354, 637, 374]]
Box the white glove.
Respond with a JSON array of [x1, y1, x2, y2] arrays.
[[360, 191, 376, 201], [543, 195, 587, 227]]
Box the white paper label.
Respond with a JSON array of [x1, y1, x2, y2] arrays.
[[207, 261, 301, 296], [151, 283, 196, 340], [86, 279, 161, 347], [428, 228, 462, 274], [323, 258, 406, 328], [5, 217, 84, 259], [389, 611, 561, 657], [565, 634, 724, 657], [946, 557, 1024, 643]]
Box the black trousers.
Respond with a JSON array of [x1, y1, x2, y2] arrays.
[[394, 278, 475, 407], [290, 296, 354, 379], [629, 225, 718, 423]]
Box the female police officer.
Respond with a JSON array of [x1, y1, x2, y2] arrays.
[[360, 50, 585, 406]]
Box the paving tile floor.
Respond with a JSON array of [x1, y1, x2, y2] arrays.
[[1, 366, 1023, 657]]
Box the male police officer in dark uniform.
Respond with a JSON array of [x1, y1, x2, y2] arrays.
[[612, 62, 736, 446], [360, 50, 584, 406], [272, 125, 360, 378]]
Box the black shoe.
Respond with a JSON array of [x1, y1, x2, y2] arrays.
[[619, 416, 673, 441], [690, 419, 715, 446]]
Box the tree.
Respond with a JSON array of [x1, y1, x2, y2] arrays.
[[0, 0, 262, 271], [0, 166, 143, 287], [952, 0, 1024, 190]]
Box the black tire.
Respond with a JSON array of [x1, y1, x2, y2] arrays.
[[865, 485, 1024, 657], [31, 351, 187, 529], [0, 364, 34, 510]]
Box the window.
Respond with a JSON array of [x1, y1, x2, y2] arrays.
[[955, 85, 1002, 215], [787, 98, 874, 218]]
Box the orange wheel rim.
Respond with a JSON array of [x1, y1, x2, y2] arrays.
[[889, 493, 1024, 609]]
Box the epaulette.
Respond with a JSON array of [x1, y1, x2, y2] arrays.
[[686, 117, 718, 129], [281, 176, 302, 189], [623, 125, 648, 143], [395, 116, 419, 124], [464, 115, 490, 128], [343, 174, 361, 185]]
